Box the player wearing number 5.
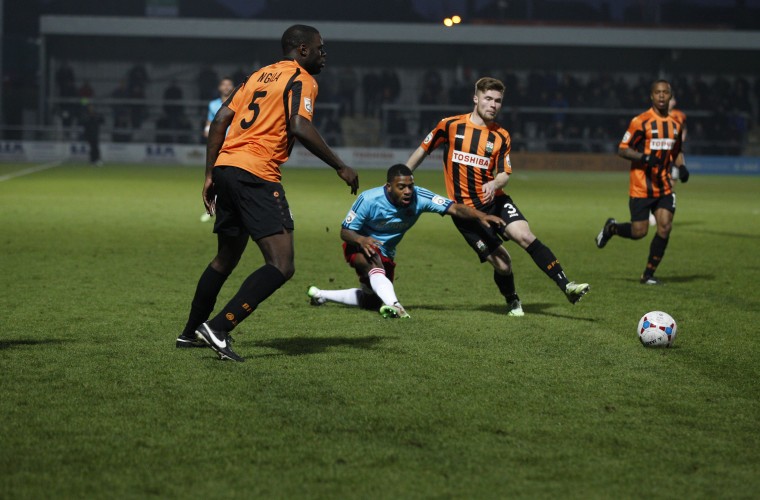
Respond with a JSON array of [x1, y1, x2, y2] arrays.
[[177, 24, 359, 361], [406, 77, 589, 316]]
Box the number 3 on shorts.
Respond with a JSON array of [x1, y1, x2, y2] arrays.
[[504, 203, 518, 218]]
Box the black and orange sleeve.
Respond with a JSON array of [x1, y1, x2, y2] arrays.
[[420, 119, 449, 154], [225, 81, 248, 114], [494, 133, 512, 175], [619, 116, 644, 153], [291, 73, 318, 122]]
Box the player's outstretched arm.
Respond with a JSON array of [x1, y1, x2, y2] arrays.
[[203, 106, 235, 215], [340, 228, 383, 258], [445, 203, 506, 230], [406, 147, 427, 172], [290, 115, 359, 194]]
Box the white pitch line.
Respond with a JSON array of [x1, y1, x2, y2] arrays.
[[0, 161, 63, 182]]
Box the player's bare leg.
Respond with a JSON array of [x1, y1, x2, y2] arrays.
[[504, 220, 589, 304], [596, 216, 650, 248], [641, 208, 673, 285], [177, 233, 247, 348], [486, 246, 523, 316], [197, 231, 294, 361]]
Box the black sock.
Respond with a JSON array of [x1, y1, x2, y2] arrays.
[[207, 264, 287, 332], [494, 271, 517, 301], [614, 222, 633, 239], [182, 265, 229, 337], [525, 239, 570, 291], [643, 234, 669, 278]]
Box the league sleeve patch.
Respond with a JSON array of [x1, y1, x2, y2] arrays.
[[506, 154, 512, 169], [304, 97, 313, 114], [344, 210, 356, 225], [622, 131, 631, 143], [432, 195, 448, 206], [423, 132, 433, 145]]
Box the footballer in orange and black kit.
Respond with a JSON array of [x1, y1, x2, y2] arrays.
[[407, 77, 590, 316], [595, 79, 690, 285]]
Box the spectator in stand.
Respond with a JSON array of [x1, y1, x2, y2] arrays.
[[362, 71, 381, 117], [55, 62, 78, 128], [55, 61, 76, 97], [197, 66, 218, 101], [127, 64, 148, 94], [163, 80, 184, 117], [129, 82, 147, 129], [337, 67, 358, 117], [78, 80, 94, 99]]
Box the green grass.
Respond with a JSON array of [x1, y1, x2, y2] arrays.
[[1, 163, 759, 499]]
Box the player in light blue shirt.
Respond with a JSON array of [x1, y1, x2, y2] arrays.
[[308, 164, 505, 318], [203, 76, 235, 139], [200, 76, 236, 222]]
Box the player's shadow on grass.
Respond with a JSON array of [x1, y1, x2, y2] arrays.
[[612, 273, 714, 284], [253, 335, 392, 356], [0, 339, 69, 350], [410, 304, 595, 322], [663, 274, 715, 283], [478, 303, 597, 322], [695, 229, 760, 240]]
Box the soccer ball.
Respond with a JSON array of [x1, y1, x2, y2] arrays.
[[637, 311, 677, 347]]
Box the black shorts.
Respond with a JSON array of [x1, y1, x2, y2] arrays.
[[212, 166, 294, 240], [629, 194, 676, 222], [452, 194, 528, 263]]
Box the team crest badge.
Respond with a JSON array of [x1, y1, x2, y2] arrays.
[[485, 141, 494, 155]]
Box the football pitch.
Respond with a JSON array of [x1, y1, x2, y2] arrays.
[[1, 163, 758, 499]]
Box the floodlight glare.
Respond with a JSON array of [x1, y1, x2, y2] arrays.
[[443, 18, 454, 27]]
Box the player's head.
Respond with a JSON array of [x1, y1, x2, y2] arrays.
[[281, 24, 326, 75], [473, 77, 505, 123], [218, 77, 234, 99], [385, 164, 415, 207], [650, 79, 672, 114]]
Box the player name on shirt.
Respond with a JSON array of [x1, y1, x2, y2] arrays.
[[257, 72, 282, 83]]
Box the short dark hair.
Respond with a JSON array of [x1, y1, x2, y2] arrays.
[[220, 76, 234, 84], [281, 24, 320, 55], [651, 79, 671, 93], [387, 164, 413, 182], [475, 77, 505, 94]]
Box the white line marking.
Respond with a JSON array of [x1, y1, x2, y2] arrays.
[[0, 161, 63, 182]]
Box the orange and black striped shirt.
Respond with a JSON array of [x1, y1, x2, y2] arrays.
[[420, 113, 511, 210], [619, 107, 683, 198], [215, 59, 318, 182], [670, 108, 687, 142]]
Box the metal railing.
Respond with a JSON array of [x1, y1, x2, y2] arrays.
[[7, 97, 749, 156]]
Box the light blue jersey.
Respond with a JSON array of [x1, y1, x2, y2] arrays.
[[342, 186, 453, 259], [207, 97, 223, 122]]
